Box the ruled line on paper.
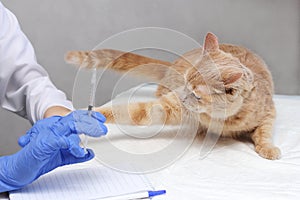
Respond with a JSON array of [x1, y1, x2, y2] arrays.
[[9, 165, 153, 200]]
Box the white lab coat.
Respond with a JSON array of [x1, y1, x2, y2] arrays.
[[0, 2, 73, 123]]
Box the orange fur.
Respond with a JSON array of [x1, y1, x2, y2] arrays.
[[66, 32, 280, 160]]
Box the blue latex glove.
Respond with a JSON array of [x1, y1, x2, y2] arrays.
[[0, 110, 107, 192]]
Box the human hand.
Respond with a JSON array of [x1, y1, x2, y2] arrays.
[[0, 110, 107, 192]]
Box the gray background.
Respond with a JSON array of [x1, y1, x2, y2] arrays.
[[0, 0, 299, 155]]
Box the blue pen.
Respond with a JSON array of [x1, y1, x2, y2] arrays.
[[100, 190, 166, 200]]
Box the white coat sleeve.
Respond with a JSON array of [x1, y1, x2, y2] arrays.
[[0, 2, 74, 123]]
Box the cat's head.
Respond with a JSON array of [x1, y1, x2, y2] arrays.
[[178, 33, 254, 119]]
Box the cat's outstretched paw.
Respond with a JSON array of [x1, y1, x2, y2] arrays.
[[255, 144, 281, 160]]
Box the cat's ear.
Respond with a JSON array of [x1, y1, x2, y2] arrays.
[[221, 67, 243, 86], [223, 72, 243, 85], [220, 68, 243, 97], [203, 32, 219, 52]]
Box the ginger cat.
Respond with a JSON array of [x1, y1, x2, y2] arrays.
[[65, 32, 280, 160]]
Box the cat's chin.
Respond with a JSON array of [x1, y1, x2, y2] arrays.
[[181, 102, 206, 114], [200, 108, 241, 120], [181, 101, 239, 119], [201, 111, 227, 120]]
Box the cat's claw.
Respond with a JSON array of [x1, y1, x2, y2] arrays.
[[255, 145, 281, 160]]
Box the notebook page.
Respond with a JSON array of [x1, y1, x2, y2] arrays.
[[9, 165, 153, 200]]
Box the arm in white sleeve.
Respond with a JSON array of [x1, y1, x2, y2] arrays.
[[0, 2, 73, 123]]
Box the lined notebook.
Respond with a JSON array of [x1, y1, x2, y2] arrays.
[[9, 164, 153, 200]]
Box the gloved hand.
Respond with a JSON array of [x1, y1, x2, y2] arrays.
[[0, 110, 107, 192]]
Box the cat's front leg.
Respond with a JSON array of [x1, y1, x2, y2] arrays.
[[251, 116, 281, 160], [95, 93, 184, 126], [95, 102, 166, 125]]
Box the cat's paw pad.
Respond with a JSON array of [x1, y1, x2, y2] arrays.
[[255, 145, 281, 160]]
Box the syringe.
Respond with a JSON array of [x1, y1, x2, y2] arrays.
[[83, 67, 97, 154]]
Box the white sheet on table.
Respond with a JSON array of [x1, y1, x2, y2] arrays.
[[92, 84, 300, 200]]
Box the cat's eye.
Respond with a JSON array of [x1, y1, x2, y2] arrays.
[[191, 92, 201, 100]]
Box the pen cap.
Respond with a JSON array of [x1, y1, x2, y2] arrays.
[[148, 190, 166, 197]]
